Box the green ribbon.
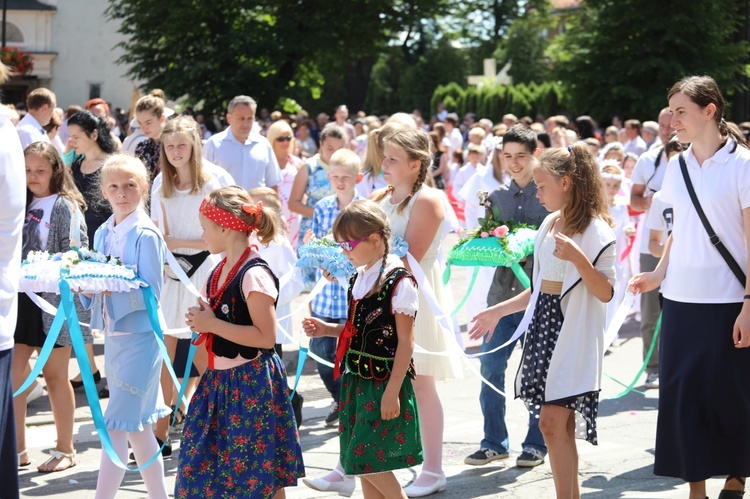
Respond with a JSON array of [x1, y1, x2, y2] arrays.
[[603, 313, 661, 400], [510, 262, 530, 289], [449, 266, 480, 317], [446, 262, 530, 317]]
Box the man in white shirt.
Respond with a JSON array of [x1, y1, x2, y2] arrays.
[[16, 87, 56, 148], [641, 121, 660, 149], [0, 62, 25, 495], [629, 107, 674, 389], [203, 95, 282, 191], [622, 119, 648, 157]]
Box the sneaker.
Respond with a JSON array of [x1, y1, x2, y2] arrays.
[[464, 448, 509, 466], [516, 447, 546, 467], [645, 373, 659, 389], [325, 401, 339, 427], [129, 436, 171, 462]]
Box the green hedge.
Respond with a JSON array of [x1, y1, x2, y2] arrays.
[[430, 81, 567, 121]]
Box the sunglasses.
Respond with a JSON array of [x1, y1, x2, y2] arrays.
[[275, 136, 293, 142], [338, 234, 372, 251]]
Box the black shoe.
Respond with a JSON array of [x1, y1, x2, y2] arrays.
[[325, 401, 339, 427], [291, 392, 304, 429], [70, 370, 101, 389], [130, 436, 171, 462], [98, 386, 109, 399]]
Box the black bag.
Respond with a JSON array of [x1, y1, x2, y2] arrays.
[[678, 152, 746, 286], [165, 250, 211, 281]]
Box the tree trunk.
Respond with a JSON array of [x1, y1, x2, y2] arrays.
[[344, 56, 376, 113]]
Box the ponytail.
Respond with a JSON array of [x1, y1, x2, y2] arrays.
[[253, 204, 279, 246]]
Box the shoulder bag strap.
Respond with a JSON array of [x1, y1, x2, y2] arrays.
[[679, 152, 746, 286]]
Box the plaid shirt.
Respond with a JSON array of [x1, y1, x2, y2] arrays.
[[311, 193, 361, 319]]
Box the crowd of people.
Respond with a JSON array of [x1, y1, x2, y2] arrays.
[[1, 59, 750, 499]]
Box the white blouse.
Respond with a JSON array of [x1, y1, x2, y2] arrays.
[[352, 254, 418, 316]]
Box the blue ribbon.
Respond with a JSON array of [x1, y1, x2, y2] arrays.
[[289, 346, 308, 401], [15, 275, 192, 471]]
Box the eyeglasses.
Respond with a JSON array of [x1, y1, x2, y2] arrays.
[[275, 136, 293, 142], [338, 234, 372, 251]]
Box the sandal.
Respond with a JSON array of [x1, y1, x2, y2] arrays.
[[170, 405, 186, 426], [37, 449, 76, 473], [719, 476, 746, 498], [18, 449, 31, 467]]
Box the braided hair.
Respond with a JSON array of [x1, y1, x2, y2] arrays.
[[382, 127, 433, 214]]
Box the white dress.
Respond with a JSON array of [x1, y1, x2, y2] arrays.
[[152, 178, 223, 328], [379, 187, 463, 380]]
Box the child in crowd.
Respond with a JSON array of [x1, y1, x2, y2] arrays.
[[178, 186, 304, 498], [357, 128, 389, 198], [308, 149, 363, 428], [13, 142, 89, 472], [149, 116, 222, 456], [453, 144, 486, 208], [470, 142, 616, 498], [80, 154, 170, 498], [134, 94, 168, 180], [376, 127, 462, 495], [601, 161, 635, 327], [246, 186, 305, 426], [644, 136, 683, 259], [303, 200, 422, 498]]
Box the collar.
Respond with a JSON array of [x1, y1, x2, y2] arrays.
[[227, 127, 259, 146], [508, 179, 536, 196], [19, 112, 43, 131], [107, 209, 143, 236], [686, 138, 735, 166]]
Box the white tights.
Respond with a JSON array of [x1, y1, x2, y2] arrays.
[[94, 424, 168, 499]]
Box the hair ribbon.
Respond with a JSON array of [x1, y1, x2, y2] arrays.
[[242, 201, 263, 218]]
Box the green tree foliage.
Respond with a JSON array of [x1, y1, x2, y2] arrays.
[[551, 0, 750, 121], [107, 0, 447, 114], [495, 2, 552, 84], [431, 81, 566, 120]]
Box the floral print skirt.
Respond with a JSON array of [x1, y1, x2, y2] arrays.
[[339, 372, 423, 475], [175, 351, 305, 498]]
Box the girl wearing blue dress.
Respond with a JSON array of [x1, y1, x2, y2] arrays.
[[178, 186, 304, 499], [80, 154, 170, 499]]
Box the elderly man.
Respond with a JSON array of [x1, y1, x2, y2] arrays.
[[16, 87, 56, 148], [0, 62, 25, 498], [203, 95, 282, 191]]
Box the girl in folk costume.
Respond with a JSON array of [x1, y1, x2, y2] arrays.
[[303, 200, 422, 498], [149, 115, 222, 454], [80, 154, 170, 499], [470, 142, 617, 498], [375, 127, 462, 496], [177, 186, 304, 499]]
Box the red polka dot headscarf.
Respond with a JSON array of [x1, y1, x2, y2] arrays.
[[199, 197, 263, 233]]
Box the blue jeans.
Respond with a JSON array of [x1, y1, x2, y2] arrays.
[[310, 313, 346, 403], [479, 311, 546, 454]]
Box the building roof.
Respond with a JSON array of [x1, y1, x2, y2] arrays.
[[6, 0, 56, 11], [549, 0, 581, 10]]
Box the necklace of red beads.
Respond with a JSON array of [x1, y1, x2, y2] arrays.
[[207, 246, 252, 311]]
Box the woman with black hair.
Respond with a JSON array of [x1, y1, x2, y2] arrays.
[[67, 110, 116, 243]]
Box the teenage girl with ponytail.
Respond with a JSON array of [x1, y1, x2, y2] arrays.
[[470, 142, 617, 498], [631, 75, 750, 499], [303, 199, 422, 498]]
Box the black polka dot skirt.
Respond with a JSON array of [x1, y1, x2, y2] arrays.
[[517, 292, 599, 445]]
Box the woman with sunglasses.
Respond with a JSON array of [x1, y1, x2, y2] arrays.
[[267, 120, 302, 249]]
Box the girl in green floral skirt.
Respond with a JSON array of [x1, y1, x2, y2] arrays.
[[303, 199, 422, 498]]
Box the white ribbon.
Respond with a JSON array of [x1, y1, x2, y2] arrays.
[[603, 291, 636, 354]]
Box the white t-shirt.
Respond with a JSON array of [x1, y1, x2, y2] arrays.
[[623, 136, 647, 157], [452, 163, 482, 196], [16, 113, 50, 149], [631, 146, 668, 254], [447, 128, 463, 158], [23, 194, 58, 257], [203, 127, 282, 190], [660, 140, 750, 303], [150, 160, 235, 212], [457, 165, 502, 228], [0, 105, 26, 350], [645, 191, 673, 245]]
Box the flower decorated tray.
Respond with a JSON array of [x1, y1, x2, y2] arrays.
[[19, 249, 143, 294], [447, 226, 537, 268], [296, 235, 356, 280]]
